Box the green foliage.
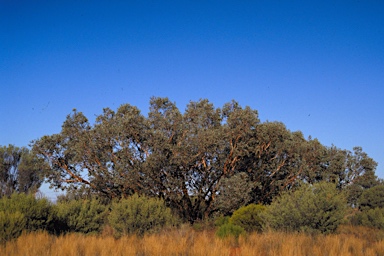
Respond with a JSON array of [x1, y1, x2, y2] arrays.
[[350, 208, 384, 229], [346, 171, 379, 207], [0, 211, 26, 242], [230, 204, 266, 232], [358, 185, 384, 211], [215, 223, 245, 239], [247, 122, 306, 204], [108, 194, 176, 237], [264, 182, 347, 234], [348, 185, 384, 229], [0, 145, 46, 197], [213, 173, 252, 216], [0, 193, 53, 232], [54, 198, 108, 234], [214, 215, 230, 227], [31, 98, 379, 223]]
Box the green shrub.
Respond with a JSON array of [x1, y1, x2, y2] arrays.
[[215, 223, 245, 239], [0, 193, 53, 232], [54, 198, 108, 234], [0, 211, 26, 242], [230, 204, 266, 232], [108, 194, 176, 237], [214, 215, 230, 227], [358, 185, 384, 211], [351, 208, 384, 229], [264, 182, 347, 234]]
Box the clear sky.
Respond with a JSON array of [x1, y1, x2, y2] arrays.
[[1, 1, 383, 199]]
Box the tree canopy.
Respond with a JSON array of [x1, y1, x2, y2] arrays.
[[31, 97, 379, 222]]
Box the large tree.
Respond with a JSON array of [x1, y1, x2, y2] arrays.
[[32, 97, 379, 222]]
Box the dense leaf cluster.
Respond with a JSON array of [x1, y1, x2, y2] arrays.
[[31, 97, 378, 223]]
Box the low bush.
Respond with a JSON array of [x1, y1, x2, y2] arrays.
[[54, 198, 108, 234], [0, 193, 53, 233], [214, 215, 230, 227], [350, 208, 384, 230], [230, 204, 266, 232], [358, 185, 384, 211], [0, 211, 26, 243], [215, 223, 245, 239], [264, 182, 347, 234], [108, 194, 177, 237]]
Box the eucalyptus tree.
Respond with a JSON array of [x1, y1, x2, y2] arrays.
[[0, 145, 46, 197], [31, 97, 379, 222]]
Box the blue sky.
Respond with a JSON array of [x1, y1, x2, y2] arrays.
[[1, 1, 383, 198]]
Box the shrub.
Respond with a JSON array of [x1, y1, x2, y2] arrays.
[[214, 215, 230, 227], [215, 223, 245, 239], [108, 194, 176, 237], [351, 208, 384, 230], [230, 204, 266, 232], [0, 211, 26, 242], [54, 198, 108, 234], [0, 193, 53, 232], [264, 182, 347, 234], [358, 185, 384, 211]]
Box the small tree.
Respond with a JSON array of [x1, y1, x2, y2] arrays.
[[108, 194, 176, 237], [264, 182, 346, 234]]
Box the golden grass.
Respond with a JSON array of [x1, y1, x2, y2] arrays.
[[1, 225, 384, 256]]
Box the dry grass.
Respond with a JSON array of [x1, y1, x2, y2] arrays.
[[1, 225, 384, 256]]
